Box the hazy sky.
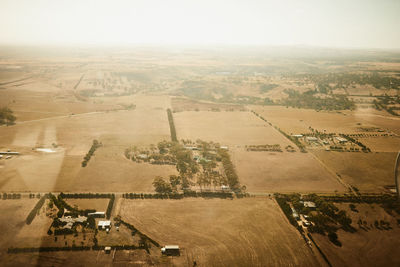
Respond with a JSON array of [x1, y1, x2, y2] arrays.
[[0, 0, 399, 49]]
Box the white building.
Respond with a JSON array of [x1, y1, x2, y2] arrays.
[[98, 220, 111, 230]]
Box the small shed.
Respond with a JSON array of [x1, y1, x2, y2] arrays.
[[105, 246, 111, 254]]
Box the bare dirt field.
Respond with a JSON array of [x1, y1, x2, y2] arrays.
[[119, 198, 320, 267], [232, 150, 346, 193], [174, 111, 294, 146], [312, 203, 400, 267], [312, 151, 398, 192]]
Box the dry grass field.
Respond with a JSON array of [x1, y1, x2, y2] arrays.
[[232, 150, 346, 193], [312, 151, 398, 192], [312, 203, 400, 267], [0, 96, 175, 192], [171, 97, 245, 112], [64, 198, 109, 211], [119, 198, 320, 267], [174, 111, 294, 146], [357, 136, 400, 152], [253, 106, 385, 134], [0, 199, 37, 260]]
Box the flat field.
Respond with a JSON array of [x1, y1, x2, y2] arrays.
[[174, 111, 294, 146], [253, 106, 387, 134], [357, 136, 400, 152], [313, 203, 400, 267], [312, 151, 398, 192], [232, 150, 346, 193], [64, 198, 110, 211], [119, 198, 320, 267], [0, 97, 174, 192]]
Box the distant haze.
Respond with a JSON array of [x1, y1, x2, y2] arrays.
[[0, 0, 399, 49]]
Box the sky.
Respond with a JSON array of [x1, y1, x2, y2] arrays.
[[0, 0, 399, 49]]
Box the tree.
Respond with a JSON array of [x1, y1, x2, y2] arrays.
[[169, 175, 181, 192], [152, 176, 172, 194], [0, 107, 16, 126]]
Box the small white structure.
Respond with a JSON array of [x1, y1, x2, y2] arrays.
[[138, 154, 148, 159], [306, 137, 318, 142], [335, 137, 348, 144], [220, 146, 229, 150], [221, 185, 230, 191], [98, 220, 111, 230], [292, 134, 303, 138], [104, 246, 111, 254], [303, 201, 316, 209], [161, 245, 180, 255]]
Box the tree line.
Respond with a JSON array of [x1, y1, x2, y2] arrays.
[[26, 194, 49, 225], [82, 140, 102, 167], [167, 109, 177, 142]]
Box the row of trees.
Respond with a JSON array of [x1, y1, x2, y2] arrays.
[[26, 194, 49, 225], [167, 109, 177, 142], [251, 110, 306, 152], [59, 192, 113, 199], [339, 134, 371, 152], [2, 193, 21, 199], [218, 149, 242, 193], [81, 140, 102, 167], [0, 107, 16, 126], [106, 194, 115, 219]]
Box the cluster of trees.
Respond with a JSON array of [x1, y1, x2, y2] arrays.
[[297, 72, 400, 90], [282, 89, 355, 111], [49, 193, 95, 218], [2, 193, 21, 199], [82, 140, 102, 167], [373, 96, 400, 116], [167, 109, 177, 142], [304, 195, 355, 246], [339, 134, 371, 152], [274, 194, 299, 228], [0, 107, 16, 126], [218, 149, 243, 193], [126, 141, 177, 165], [26, 194, 49, 225]]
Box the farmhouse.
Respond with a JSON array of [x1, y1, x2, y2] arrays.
[[303, 201, 316, 209], [98, 220, 111, 230]]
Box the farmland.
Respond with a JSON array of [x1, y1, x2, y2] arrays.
[[312, 203, 400, 267], [1, 46, 400, 266], [119, 198, 320, 267]]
